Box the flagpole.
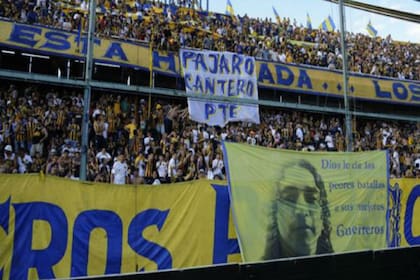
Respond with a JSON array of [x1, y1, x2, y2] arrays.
[[80, 0, 96, 181], [338, 0, 353, 152], [148, 27, 155, 121]]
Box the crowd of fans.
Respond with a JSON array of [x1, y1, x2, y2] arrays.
[[0, 1, 419, 184], [0, 0, 419, 80], [1, 82, 419, 184]]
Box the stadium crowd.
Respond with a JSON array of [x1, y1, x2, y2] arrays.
[[0, 0, 419, 80], [1, 82, 419, 184]]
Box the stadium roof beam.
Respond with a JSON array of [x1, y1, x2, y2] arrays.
[[324, 0, 420, 23], [87, 79, 420, 123], [0, 69, 85, 88], [0, 69, 419, 122]]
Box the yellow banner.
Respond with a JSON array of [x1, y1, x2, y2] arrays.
[[223, 142, 388, 262], [0, 19, 419, 105], [256, 61, 420, 105], [0, 175, 240, 279], [389, 178, 420, 248], [0, 20, 166, 72], [0, 174, 419, 279]]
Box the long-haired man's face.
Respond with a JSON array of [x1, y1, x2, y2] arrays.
[[275, 165, 322, 257]]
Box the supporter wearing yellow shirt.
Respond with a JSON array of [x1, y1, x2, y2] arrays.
[[125, 117, 137, 153], [286, 50, 294, 63], [113, 95, 121, 116], [407, 133, 414, 149]]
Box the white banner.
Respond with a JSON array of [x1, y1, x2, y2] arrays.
[[180, 49, 260, 127]]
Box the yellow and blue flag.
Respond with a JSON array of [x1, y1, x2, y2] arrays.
[[306, 13, 312, 30], [272, 6, 280, 24], [366, 20, 378, 37], [319, 15, 336, 32], [97, 4, 107, 14], [226, 0, 235, 16]]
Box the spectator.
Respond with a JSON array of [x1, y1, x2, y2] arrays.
[[150, 170, 162, 185], [168, 152, 178, 182], [212, 152, 225, 180], [111, 153, 128, 185], [125, 117, 138, 153], [17, 147, 33, 174], [156, 154, 168, 182], [46, 152, 59, 176], [96, 147, 112, 165], [4, 145, 17, 173], [0, 156, 7, 173], [31, 151, 46, 173], [30, 121, 48, 157], [93, 114, 106, 150]]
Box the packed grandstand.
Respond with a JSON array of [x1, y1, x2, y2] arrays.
[[1, 1, 420, 279], [1, 0, 419, 79], [0, 0, 419, 186]]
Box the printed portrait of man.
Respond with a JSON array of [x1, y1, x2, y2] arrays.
[[262, 159, 334, 259]]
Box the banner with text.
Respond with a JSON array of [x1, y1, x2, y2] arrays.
[[223, 142, 388, 262], [0, 20, 152, 68], [256, 61, 420, 105], [388, 178, 420, 248], [0, 174, 419, 279], [0, 19, 419, 106], [0, 175, 240, 280], [180, 49, 260, 127]]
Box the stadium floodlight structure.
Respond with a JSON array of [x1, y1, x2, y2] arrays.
[[324, 0, 420, 23], [79, 0, 97, 181]]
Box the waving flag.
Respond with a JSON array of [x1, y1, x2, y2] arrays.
[[226, 0, 235, 16], [319, 15, 336, 32], [273, 6, 280, 24], [366, 20, 378, 37], [306, 13, 312, 30]]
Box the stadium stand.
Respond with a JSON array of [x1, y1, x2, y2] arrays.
[[0, 1, 420, 279], [0, 0, 419, 79], [0, 80, 419, 182]]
